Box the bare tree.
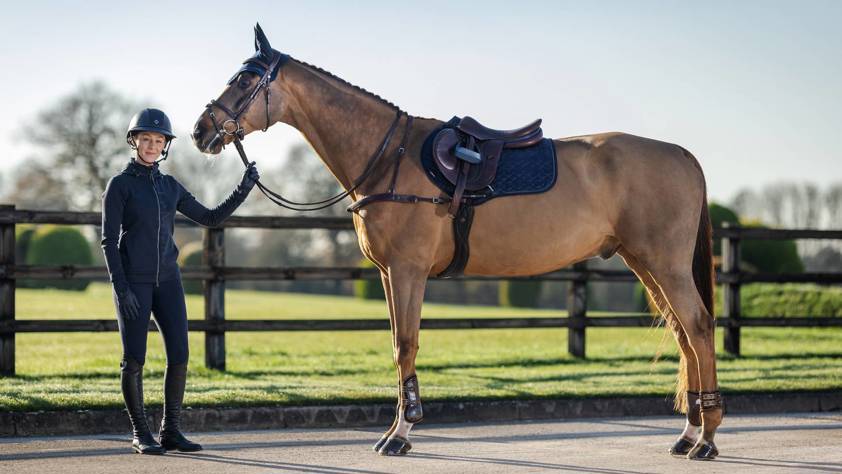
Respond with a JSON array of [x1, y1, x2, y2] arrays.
[[825, 184, 842, 229], [159, 142, 242, 206], [11, 81, 139, 210], [730, 181, 842, 256], [4, 162, 70, 210]]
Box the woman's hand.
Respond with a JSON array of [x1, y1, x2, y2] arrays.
[[240, 161, 260, 191], [115, 286, 141, 320]]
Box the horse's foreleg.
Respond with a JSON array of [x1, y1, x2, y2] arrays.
[[373, 270, 400, 453], [377, 264, 427, 456]]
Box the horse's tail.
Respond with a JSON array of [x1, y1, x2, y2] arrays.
[[692, 193, 715, 319], [674, 149, 715, 413]]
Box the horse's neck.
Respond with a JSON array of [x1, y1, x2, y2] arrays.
[[280, 61, 400, 193]]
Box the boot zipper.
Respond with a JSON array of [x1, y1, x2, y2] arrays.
[[151, 172, 161, 287]]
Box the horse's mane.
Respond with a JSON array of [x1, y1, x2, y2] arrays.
[[292, 57, 401, 113]]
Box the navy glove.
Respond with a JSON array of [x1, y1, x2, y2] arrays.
[[114, 285, 140, 320], [240, 161, 260, 192]]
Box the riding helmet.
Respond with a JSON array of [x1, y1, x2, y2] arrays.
[[126, 108, 176, 145]]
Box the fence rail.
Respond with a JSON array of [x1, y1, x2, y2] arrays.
[[1, 205, 840, 375]]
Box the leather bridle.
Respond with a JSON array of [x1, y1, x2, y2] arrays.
[[204, 51, 409, 212]]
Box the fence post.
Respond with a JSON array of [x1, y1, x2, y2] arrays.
[[567, 260, 588, 358], [203, 227, 226, 370], [722, 223, 741, 356], [0, 204, 16, 376]]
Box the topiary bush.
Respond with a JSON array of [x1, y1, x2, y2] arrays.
[[15, 225, 37, 288], [25, 225, 93, 291], [354, 258, 385, 301], [15, 225, 36, 264], [177, 241, 204, 295], [708, 204, 803, 273], [740, 221, 804, 274], [632, 281, 660, 315], [499, 280, 543, 308], [709, 202, 740, 255]]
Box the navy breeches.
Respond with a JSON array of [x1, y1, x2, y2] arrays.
[[115, 279, 189, 366]]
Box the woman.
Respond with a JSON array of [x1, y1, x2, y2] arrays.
[[101, 108, 259, 454]]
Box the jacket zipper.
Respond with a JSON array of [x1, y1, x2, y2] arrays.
[[151, 172, 161, 287]]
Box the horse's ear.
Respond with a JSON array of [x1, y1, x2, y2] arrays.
[[254, 22, 272, 53]]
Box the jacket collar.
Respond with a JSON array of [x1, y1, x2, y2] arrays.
[[123, 158, 162, 177]]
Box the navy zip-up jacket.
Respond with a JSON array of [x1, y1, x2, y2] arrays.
[[101, 159, 251, 290]]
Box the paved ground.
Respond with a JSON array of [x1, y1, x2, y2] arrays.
[[2, 413, 841, 473]]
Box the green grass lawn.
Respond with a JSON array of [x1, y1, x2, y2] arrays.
[[1, 283, 841, 412]]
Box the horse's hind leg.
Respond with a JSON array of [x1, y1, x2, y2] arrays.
[[619, 249, 703, 456], [377, 263, 428, 456], [654, 273, 722, 460]]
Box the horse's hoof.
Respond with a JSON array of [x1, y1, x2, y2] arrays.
[[377, 435, 412, 456], [687, 440, 718, 460], [373, 434, 390, 453], [669, 437, 695, 456]]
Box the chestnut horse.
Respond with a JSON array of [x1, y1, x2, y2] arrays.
[[192, 25, 722, 460]]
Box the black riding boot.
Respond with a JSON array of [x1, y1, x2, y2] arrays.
[[121, 358, 165, 455], [159, 363, 202, 452]]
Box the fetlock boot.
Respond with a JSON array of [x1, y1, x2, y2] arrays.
[[158, 362, 202, 452], [121, 358, 165, 455]]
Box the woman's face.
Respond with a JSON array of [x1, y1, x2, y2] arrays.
[[134, 132, 167, 165]]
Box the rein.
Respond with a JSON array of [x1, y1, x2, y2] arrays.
[[230, 111, 405, 212]]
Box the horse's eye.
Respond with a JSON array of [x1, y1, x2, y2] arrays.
[[237, 77, 251, 89]]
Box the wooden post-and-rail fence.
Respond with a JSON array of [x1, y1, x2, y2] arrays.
[[1, 204, 842, 376]]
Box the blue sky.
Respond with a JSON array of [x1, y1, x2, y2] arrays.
[[1, 0, 840, 203]]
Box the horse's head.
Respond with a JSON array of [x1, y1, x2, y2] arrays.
[[192, 23, 290, 154]]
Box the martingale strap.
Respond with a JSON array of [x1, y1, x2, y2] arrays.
[[699, 390, 723, 410], [347, 116, 452, 213]]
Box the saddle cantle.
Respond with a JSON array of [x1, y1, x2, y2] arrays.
[[432, 116, 544, 217], [457, 116, 543, 144]]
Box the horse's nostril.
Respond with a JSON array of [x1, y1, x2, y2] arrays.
[[192, 125, 204, 141]]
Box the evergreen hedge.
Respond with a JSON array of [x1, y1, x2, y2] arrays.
[[177, 241, 204, 295], [499, 280, 543, 308], [354, 259, 385, 300], [25, 225, 92, 291]]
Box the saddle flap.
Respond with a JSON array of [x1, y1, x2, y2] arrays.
[[432, 128, 461, 183], [433, 128, 504, 192]]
